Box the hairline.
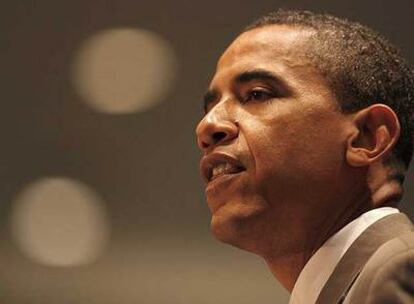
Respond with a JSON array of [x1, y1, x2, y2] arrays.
[[241, 22, 409, 177]]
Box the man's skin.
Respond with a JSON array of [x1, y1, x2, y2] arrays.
[[196, 25, 403, 291]]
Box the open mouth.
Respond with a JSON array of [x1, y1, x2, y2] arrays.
[[200, 152, 246, 183], [209, 162, 245, 182]]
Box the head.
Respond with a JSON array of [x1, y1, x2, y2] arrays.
[[245, 10, 414, 171], [196, 10, 414, 262]]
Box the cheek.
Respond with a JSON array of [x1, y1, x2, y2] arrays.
[[248, 117, 346, 192]]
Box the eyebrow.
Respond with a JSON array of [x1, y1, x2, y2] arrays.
[[235, 69, 283, 85], [202, 69, 290, 113]]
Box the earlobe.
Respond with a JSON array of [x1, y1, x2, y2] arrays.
[[345, 104, 400, 168]]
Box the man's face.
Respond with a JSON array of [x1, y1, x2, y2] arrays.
[[196, 25, 352, 255]]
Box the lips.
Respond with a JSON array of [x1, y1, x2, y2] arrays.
[[200, 152, 246, 183]]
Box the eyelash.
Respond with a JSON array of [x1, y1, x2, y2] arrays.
[[242, 88, 275, 104]]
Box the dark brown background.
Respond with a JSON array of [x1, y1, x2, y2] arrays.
[[1, 0, 413, 303]]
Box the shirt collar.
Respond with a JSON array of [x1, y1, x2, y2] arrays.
[[288, 207, 399, 304]]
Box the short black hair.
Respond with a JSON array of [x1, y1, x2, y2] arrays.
[[245, 9, 414, 170]]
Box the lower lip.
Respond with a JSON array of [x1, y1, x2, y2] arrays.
[[205, 171, 244, 194], [205, 172, 245, 213]]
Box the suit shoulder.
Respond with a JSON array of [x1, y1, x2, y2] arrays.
[[368, 231, 414, 264], [345, 231, 414, 303]]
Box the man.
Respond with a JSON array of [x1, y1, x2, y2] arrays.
[[195, 9, 414, 304]]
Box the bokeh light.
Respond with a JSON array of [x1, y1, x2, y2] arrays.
[[9, 177, 110, 267], [71, 27, 177, 114]]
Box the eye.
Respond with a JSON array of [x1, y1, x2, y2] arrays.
[[242, 88, 275, 103]]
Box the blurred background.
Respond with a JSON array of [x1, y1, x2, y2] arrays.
[[1, 0, 414, 303]]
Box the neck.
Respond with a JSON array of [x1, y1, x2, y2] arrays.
[[262, 201, 369, 291], [259, 164, 403, 292], [261, 183, 373, 291], [264, 251, 311, 291]]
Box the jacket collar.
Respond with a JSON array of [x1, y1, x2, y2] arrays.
[[315, 213, 414, 304]]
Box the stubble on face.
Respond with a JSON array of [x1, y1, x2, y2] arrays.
[[198, 25, 353, 258]]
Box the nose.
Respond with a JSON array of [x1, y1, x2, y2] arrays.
[[196, 104, 239, 151]]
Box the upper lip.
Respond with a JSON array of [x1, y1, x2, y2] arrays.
[[200, 152, 246, 183]]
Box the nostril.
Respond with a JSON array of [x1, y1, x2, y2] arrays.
[[197, 121, 238, 150], [212, 131, 227, 144], [201, 141, 209, 149]]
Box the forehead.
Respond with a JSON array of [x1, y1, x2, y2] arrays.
[[220, 25, 308, 63], [213, 25, 318, 85]]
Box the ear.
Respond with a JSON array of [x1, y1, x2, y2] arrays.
[[346, 104, 401, 167]]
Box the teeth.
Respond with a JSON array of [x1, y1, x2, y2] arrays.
[[211, 162, 241, 180]]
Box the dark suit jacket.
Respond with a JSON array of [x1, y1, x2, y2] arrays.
[[315, 213, 414, 304]]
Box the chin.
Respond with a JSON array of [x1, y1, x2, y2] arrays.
[[209, 204, 264, 254]]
